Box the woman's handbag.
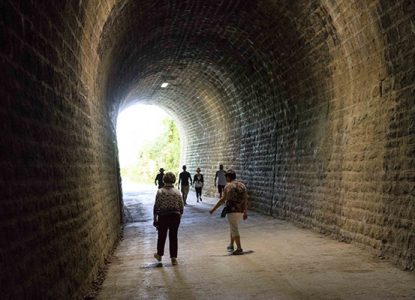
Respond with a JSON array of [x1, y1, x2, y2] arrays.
[[220, 205, 230, 218]]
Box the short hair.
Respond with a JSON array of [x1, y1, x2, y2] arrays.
[[219, 164, 224, 169], [163, 172, 176, 184], [182, 165, 187, 170], [225, 169, 236, 180]]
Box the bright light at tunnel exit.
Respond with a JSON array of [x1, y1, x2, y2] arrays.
[[116, 104, 180, 186]]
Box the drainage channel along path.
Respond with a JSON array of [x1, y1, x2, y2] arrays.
[[97, 185, 415, 300]]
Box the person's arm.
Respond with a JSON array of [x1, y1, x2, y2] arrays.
[[210, 187, 226, 214], [155, 175, 158, 186], [178, 194, 184, 215], [153, 193, 160, 226], [177, 173, 181, 188], [242, 189, 248, 220], [189, 173, 193, 186], [209, 197, 225, 214], [242, 191, 248, 220], [214, 171, 217, 186]]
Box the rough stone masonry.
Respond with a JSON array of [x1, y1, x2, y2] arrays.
[[0, 0, 414, 299]]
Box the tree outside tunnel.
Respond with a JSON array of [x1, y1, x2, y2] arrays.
[[117, 104, 181, 185]]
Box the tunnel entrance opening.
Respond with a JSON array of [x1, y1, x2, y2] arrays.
[[116, 104, 181, 222]]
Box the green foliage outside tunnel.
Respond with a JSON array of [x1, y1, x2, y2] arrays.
[[120, 117, 180, 183]]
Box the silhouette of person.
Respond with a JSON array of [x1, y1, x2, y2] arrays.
[[155, 168, 165, 189], [178, 165, 192, 205]]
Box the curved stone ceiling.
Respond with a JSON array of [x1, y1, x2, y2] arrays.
[[99, 2, 326, 108], [95, 0, 347, 166]]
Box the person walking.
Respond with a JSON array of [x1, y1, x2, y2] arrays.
[[178, 165, 192, 205], [209, 169, 248, 255], [193, 168, 204, 202], [154, 168, 165, 189], [214, 164, 227, 198], [153, 172, 183, 265]]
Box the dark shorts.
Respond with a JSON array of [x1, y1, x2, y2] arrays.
[[218, 185, 225, 194]]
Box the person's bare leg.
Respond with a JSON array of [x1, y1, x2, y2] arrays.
[[234, 236, 242, 250], [230, 233, 234, 247]]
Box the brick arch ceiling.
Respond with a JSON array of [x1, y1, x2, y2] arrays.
[[97, 0, 343, 166]]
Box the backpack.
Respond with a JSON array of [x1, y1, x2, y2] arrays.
[[194, 174, 204, 188]]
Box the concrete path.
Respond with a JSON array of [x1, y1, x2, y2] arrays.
[[98, 185, 415, 300]]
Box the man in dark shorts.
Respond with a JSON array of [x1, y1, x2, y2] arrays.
[[214, 164, 226, 198], [178, 165, 192, 205], [155, 168, 165, 189]]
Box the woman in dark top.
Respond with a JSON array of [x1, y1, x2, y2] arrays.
[[193, 167, 204, 202]]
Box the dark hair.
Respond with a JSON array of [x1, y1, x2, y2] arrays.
[[219, 164, 224, 169], [182, 165, 187, 170], [225, 169, 236, 180]]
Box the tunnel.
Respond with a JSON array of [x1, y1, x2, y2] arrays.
[[1, 0, 414, 298]]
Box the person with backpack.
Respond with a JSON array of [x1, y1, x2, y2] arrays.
[[193, 168, 204, 202], [209, 169, 248, 255]]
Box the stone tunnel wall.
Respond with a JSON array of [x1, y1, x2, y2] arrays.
[[177, 1, 414, 271], [0, 1, 122, 299]]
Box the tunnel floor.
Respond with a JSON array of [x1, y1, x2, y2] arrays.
[[97, 185, 415, 299]]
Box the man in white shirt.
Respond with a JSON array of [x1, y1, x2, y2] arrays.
[[214, 164, 226, 198]]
